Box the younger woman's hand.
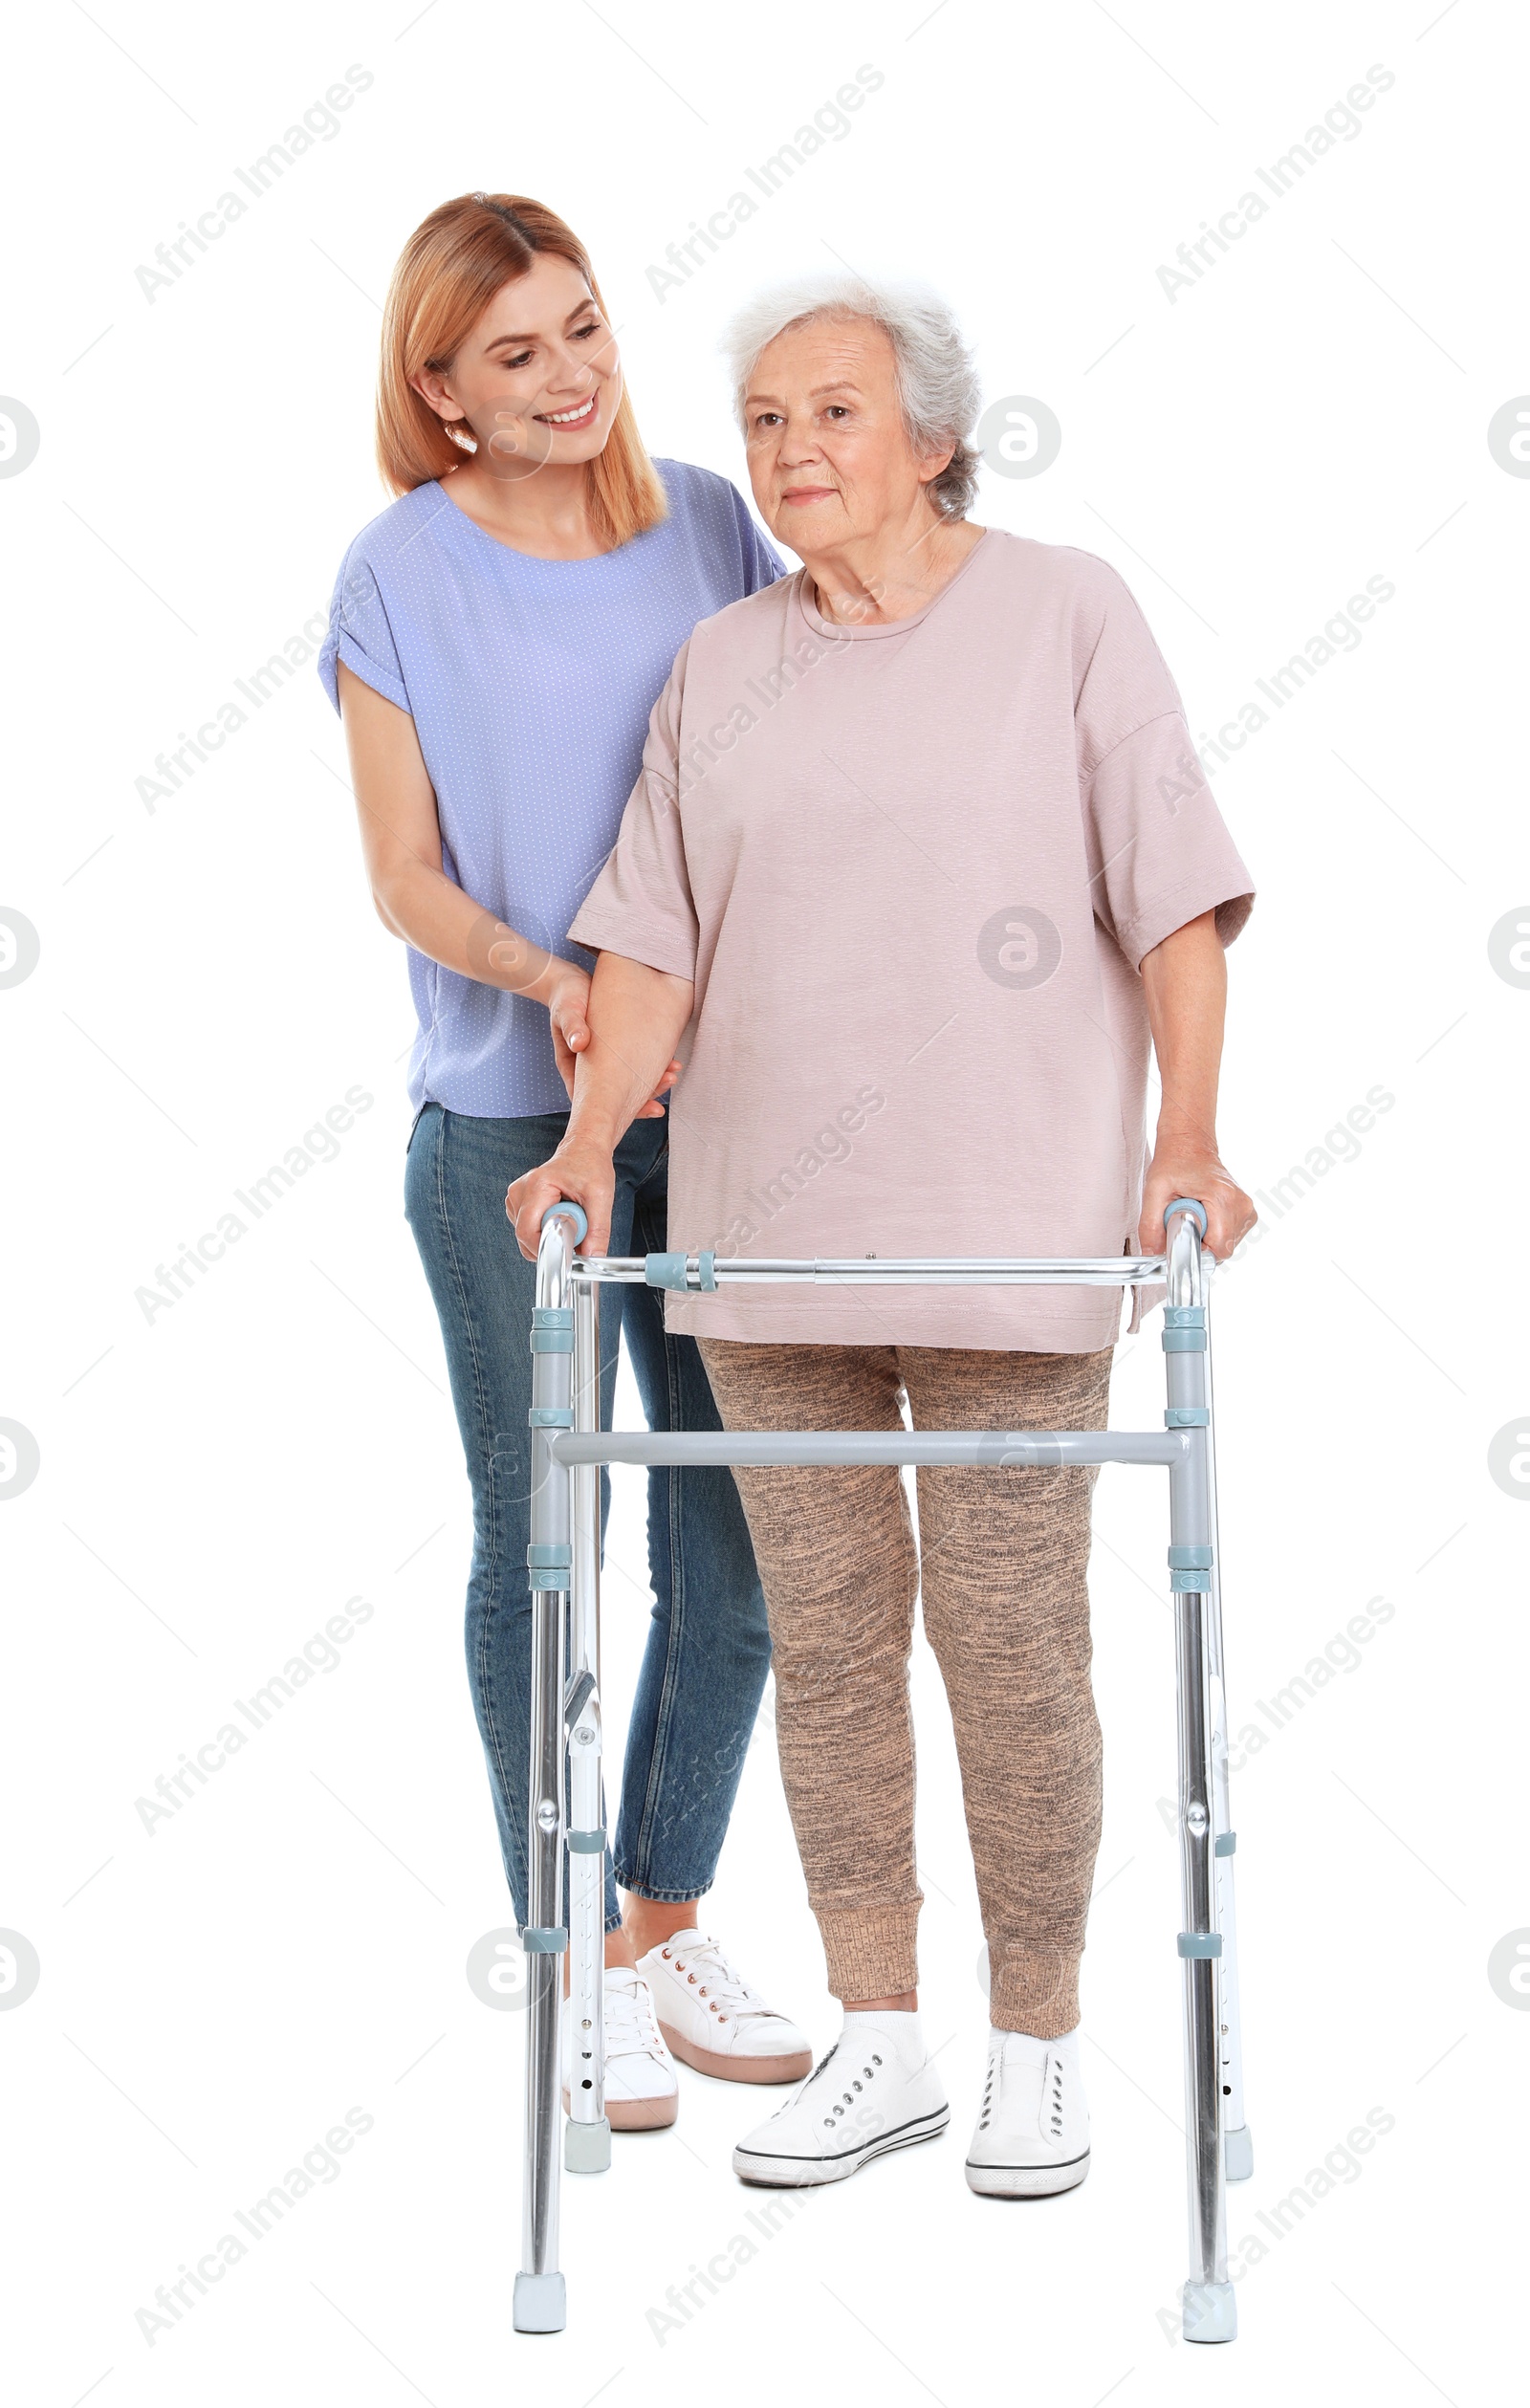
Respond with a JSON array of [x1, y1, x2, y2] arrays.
[[543, 963, 680, 1115], [544, 964, 593, 1098], [636, 1058, 683, 1117]]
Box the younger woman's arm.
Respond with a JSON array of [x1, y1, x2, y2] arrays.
[[339, 662, 673, 1107]]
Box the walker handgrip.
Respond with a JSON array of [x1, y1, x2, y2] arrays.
[[1164, 1198, 1208, 1240], [546, 1201, 589, 1245]]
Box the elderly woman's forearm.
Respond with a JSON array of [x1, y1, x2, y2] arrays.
[[1141, 912, 1226, 1138], [568, 953, 694, 1148]]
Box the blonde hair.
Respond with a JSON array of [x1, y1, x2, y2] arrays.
[[376, 192, 667, 550]]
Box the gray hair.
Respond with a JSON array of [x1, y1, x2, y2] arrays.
[[720, 272, 981, 519]]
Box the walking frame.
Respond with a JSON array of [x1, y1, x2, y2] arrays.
[[513, 1200, 1252, 2345]]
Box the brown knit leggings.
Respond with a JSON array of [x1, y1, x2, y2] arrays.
[[696, 1339, 1114, 2038]]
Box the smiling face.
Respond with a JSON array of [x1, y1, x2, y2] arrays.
[[410, 252, 622, 473], [741, 314, 951, 557]]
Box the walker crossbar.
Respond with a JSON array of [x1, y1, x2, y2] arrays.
[[552, 1431, 1186, 1469], [574, 1252, 1177, 1288], [513, 1202, 1250, 2347]]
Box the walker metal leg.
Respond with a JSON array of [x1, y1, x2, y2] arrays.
[[1165, 1216, 1235, 2344], [516, 1222, 1249, 2342], [514, 1213, 579, 2337], [1202, 1262, 1252, 2182], [564, 1281, 610, 2176]]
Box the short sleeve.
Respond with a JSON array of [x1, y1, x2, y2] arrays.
[[317, 542, 411, 716], [567, 644, 700, 979], [1072, 557, 1254, 968]]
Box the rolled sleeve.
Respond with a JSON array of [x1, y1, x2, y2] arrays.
[[317, 547, 411, 716], [567, 645, 700, 978]]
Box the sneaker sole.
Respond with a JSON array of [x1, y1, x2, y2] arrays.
[[562, 2084, 677, 2132], [733, 2105, 951, 2187], [659, 2021, 813, 2085], [964, 2148, 1090, 2198]]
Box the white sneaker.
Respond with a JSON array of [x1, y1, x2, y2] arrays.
[[638, 1930, 813, 2085], [732, 2010, 949, 2186], [561, 1967, 679, 2131], [965, 2025, 1090, 2196]]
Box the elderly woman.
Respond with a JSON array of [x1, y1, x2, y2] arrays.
[[509, 274, 1256, 2199]]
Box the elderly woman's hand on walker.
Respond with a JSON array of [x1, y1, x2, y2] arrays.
[[507, 954, 695, 1258]]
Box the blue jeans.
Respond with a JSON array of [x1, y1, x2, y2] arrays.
[[404, 1102, 771, 1931]]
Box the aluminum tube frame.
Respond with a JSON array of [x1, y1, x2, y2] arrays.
[[573, 1253, 1172, 1289], [563, 1281, 610, 2175], [1165, 1211, 1235, 2344], [517, 1229, 1243, 2344], [513, 1214, 576, 2338], [1199, 1254, 1251, 2183], [551, 1430, 1184, 1471]]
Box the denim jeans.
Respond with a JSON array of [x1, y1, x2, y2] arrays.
[[404, 1102, 771, 1931]]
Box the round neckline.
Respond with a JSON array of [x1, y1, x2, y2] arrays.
[[795, 524, 991, 640], [427, 475, 625, 568]]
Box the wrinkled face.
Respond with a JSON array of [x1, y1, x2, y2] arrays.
[[741, 314, 949, 555], [413, 252, 622, 472]]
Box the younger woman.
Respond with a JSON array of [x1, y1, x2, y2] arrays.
[[319, 194, 810, 2128]]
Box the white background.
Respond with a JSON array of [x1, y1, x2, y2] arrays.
[[3, 3, 1526, 2401]]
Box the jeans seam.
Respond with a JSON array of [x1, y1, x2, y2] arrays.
[[610, 1876, 709, 1905], [434, 1111, 524, 1914]]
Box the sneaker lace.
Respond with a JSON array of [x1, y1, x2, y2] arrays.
[[658, 1937, 787, 2033], [601, 1975, 663, 2060]]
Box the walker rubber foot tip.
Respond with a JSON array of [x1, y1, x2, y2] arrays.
[[514, 2271, 567, 2334], [566, 2116, 611, 2174], [1182, 2280, 1236, 2344], [1224, 2124, 1255, 2182]]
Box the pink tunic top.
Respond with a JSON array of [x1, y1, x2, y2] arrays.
[[570, 529, 1254, 1350]]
